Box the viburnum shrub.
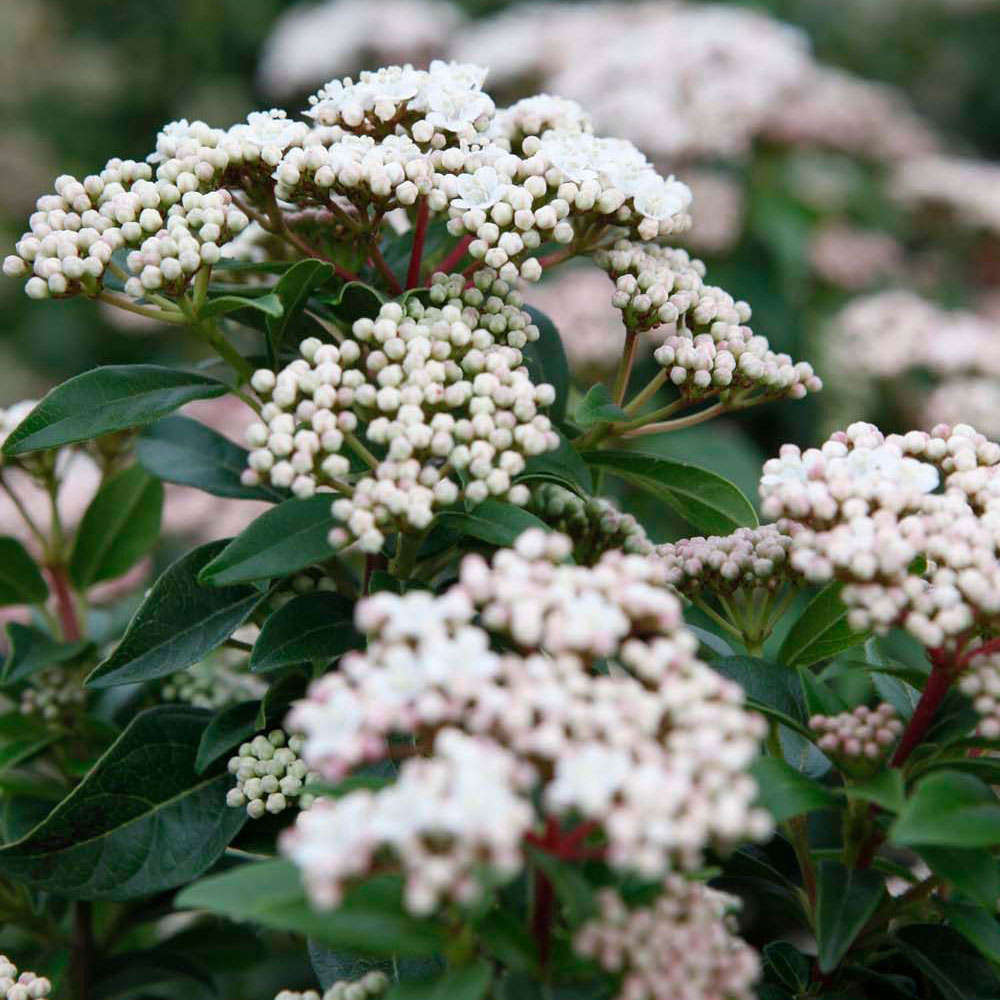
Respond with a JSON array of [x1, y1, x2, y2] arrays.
[[0, 60, 997, 1000]]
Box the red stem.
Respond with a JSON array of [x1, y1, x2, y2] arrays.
[[890, 653, 956, 768], [369, 243, 403, 295], [406, 199, 430, 289], [957, 635, 1000, 669], [48, 565, 81, 642], [434, 236, 473, 275], [536, 247, 575, 270], [531, 817, 560, 969]]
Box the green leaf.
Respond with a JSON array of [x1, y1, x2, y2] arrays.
[[871, 671, 922, 720], [750, 756, 837, 822], [251, 592, 360, 673], [388, 963, 492, 1000], [177, 861, 447, 957], [195, 700, 262, 774], [92, 948, 214, 1000], [0, 538, 48, 606], [519, 432, 592, 495], [938, 901, 1000, 963], [843, 770, 905, 813], [779, 582, 869, 668], [69, 465, 163, 588], [814, 861, 884, 972], [891, 770, 1000, 848], [201, 292, 284, 320], [138, 416, 286, 501], [522, 306, 569, 425], [86, 541, 262, 688], [1, 623, 91, 684], [583, 450, 757, 535], [763, 941, 811, 991], [322, 282, 387, 326], [574, 384, 627, 429], [711, 656, 808, 734], [798, 667, 849, 717], [895, 925, 1000, 1000], [918, 847, 1000, 911], [265, 260, 334, 364], [435, 501, 549, 549], [199, 496, 338, 585], [1, 366, 228, 456], [0, 706, 244, 898], [525, 845, 596, 925]]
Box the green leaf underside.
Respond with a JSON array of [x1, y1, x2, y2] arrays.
[[780, 582, 869, 668], [70, 464, 163, 588], [575, 384, 627, 429], [86, 540, 262, 688], [250, 592, 361, 672], [177, 861, 447, 957], [583, 450, 757, 535], [0, 538, 49, 607], [1, 366, 228, 456], [138, 416, 286, 502], [750, 756, 837, 822], [435, 500, 549, 549], [2, 623, 91, 684], [199, 496, 338, 585], [0, 706, 245, 899], [891, 770, 1000, 848], [814, 861, 884, 972]]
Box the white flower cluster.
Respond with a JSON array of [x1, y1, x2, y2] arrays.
[[809, 703, 903, 762], [597, 241, 821, 403], [656, 525, 794, 599], [760, 422, 1000, 647], [161, 649, 266, 710], [21, 667, 85, 724], [527, 482, 652, 562], [274, 971, 389, 1000], [0, 958, 50, 1000], [895, 155, 1000, 237], [226, 730, 320, 819], [926, 378, 1000, 443], [282, 530, 770, 913], [242, 271, 559, 551], [574, 876, 759, 1000], [958, 651, 1000, 739]]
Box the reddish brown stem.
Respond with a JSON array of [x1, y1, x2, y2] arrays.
[[890, 653, 955, 768], [407, 199, 430, 289], [536, 247, 575, 270], [369, 242, 403, 295], [531, 817, 560, 969], [434, 235, 473, 275], [958, 635, 1000, 669], [48, 565, 81, 642]]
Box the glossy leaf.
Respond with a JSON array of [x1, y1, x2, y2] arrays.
[[1, 623, 91, 684], [201, 292, 283, 320], [519, 433, 593, 496], [583, 450, 757, 534], [199, 496, 338, 585], [763, 941, 810, 992], [250, 592, 360, 673], [138, 415, 286, 501], [435, 500, 549, 549], [86, 540, 262, 688], [843, 770, 905, 813], [70, 464, 163, 588], [779, 582, 868, 668], [574, 384, 627, 429], [388, 963, 492, 1000], [814, 861, 884, 972], [750, 756, 837, 822], [92, 948, 214, 1000], [895, 925, 1000, 1000], [891, 770, 1000, 848], [0, 538, 48, 606], [797, 667, 848, 717], [918, 847, 1000, 910], [522, 306, 570, 425], [1, 366, 228, 456], [712, 656, 808, 734], [0, 706, 244, 899], [265, 259, 334, 363], [939, 901, 1000, 963], [195, 700, 262, 774]]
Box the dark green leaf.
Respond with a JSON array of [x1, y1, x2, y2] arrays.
[[138, 415, 286, 501], [763, 941, 811, 991], [1, 366, 228, 456], [574, 384, 627, 429], [938, 901, 1000, 963], [0, 538, 48, 606], [891, 770, 1000, 848], [798, 667, 849, 717], [780, 582, 869, 668], [201, 292, 283, 319], [70, 465, 163, 588], [86, 541, 262, 688], [435, 501, 549, 549], [322, 282, 387, 325], [522, 306, 569, 425], [815, 861, 884, 972], [266, 260, 334, 363], [195, 700, 262, 774], [0, 706, 244, 898], [843, 770, 905, 813], [712, 656, 808, 734], [583, 450, 757, 534], [177, 861, 447, 957], [251, 592, 360, 673], [871, 671, 921, 720], [92, 948, 214, 1000], [519, 433, 592, 495], [918, 848, 1000, 910], [895, 925, 1000, 1000], [750, 756, 837, 822], [1, 623, 90, 684], [388, 963, 492, 1000], [199, 496, 338, 585]]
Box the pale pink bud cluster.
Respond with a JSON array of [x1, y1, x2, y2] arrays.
[[283, 530, 770, 913], [809, 703, 903, 760], [274, 970, 389, 1000], [0, 957, 51, 1000], [895, 155, 1000, 237], [226, 730, 319, 819], [958, 651, 1000, 739], [242, 270, 559, 552], [574, 876, 760, 1000], [808, 223, 902, 290]]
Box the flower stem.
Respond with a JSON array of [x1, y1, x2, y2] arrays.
[[621, 401, 726, 438], [611, 330, 639, 406], [434, 236, 473, 275], [889, 653, 955, 768], [369, 241, 402, 295], [96, 291, 187, 325], [407, 199, 430, 289], [48, 565, 82, 643]]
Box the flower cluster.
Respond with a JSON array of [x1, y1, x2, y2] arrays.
[[958, 651, 1000, 739], [242, 272, 559, 551], [760, 421, 1000, 647], [226, 730, 320, 819], [282, 529, 770, 913], [160, 648, 265, 710], [0, 958, 50, 1000], [527, 482, 652, 563], [807, 223, 902, 290], [274, 971, 389, 1000], [809, 703, 904, 762], [20, 667, 86, 724], [597, 241, 821, 404], [574, 877, 759, 1000], [894, 154, 1000, 237]]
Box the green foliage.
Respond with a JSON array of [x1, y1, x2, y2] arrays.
[[780, 582, 869, 668], [250, 592, 360, 672], [0, 538, 49, 606]]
